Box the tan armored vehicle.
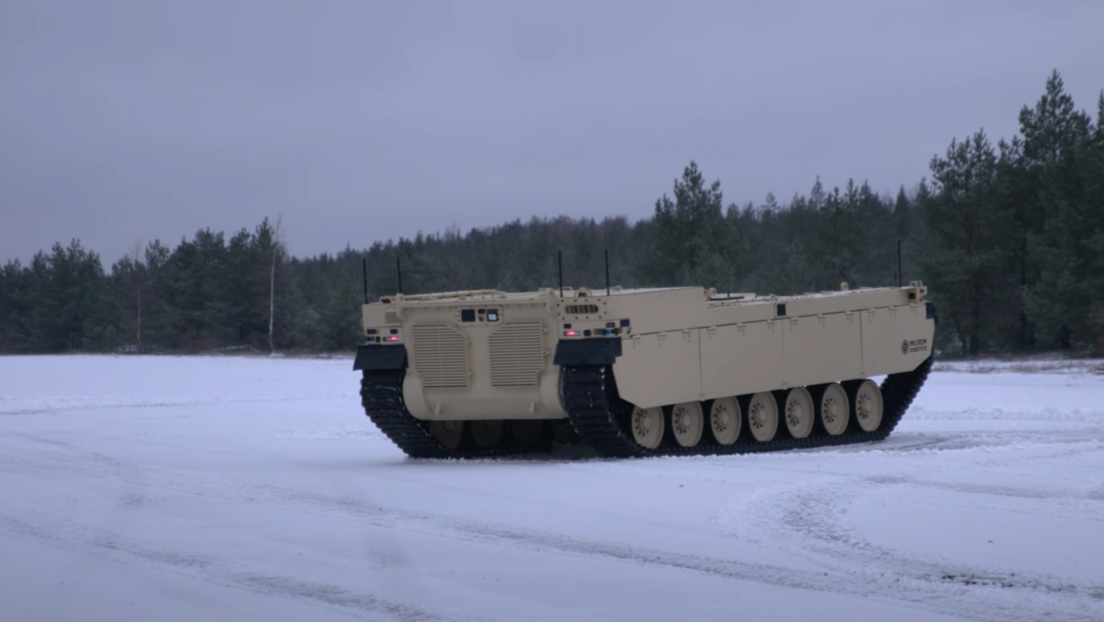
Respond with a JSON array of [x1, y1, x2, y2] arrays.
[[353, 282, 936, 458]]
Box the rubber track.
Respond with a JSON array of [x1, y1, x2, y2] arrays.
[[359, 370, 550, 459], [559, 355, 934, 458], [359, 371, 447, 458]]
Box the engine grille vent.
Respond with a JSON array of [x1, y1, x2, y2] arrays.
[[564, 304, 600, 315], [384, 311, 401, 324], [489, 322, 546, 387], [412, 325, 468, 388]]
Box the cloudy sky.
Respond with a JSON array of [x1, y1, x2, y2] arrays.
[[2, 1, 1102, 264]]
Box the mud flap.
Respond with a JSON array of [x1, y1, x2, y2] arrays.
[[353, 344, 407, 371], [554, 338, 623, 366], [925, 301, 938, 324]]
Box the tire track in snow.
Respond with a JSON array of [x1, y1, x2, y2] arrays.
[[4, 435, 1103, 622]]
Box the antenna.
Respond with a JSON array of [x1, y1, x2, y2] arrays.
[[558, 250, 563, 297], [362, 257, 368, 304], [897, 239, 902, 288], [396, 255, 403, 295], [604, 248, 610, 296]]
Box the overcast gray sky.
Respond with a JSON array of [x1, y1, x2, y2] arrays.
[[2, 1, 1102, 265]]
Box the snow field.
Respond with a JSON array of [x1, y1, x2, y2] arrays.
[[1, 355, 1102, 621]]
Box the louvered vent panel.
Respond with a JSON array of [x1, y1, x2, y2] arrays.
[[489, 322, 546, 387], [384, 311, 401, 324], [564, 304, 600, 315], [413, 325, 469, 388]]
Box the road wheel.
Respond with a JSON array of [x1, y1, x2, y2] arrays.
[[470, 419, 504, 448], [783, 387, 815, 439], [710, 397, 741, 445], [429, 420, 464, 450], [631, 406, 664, 449], [747, 392, 778, 443], [851, 380, 884, 432], [671, 402, 704, 448], [510, 419, 545, 447], [817, 383, 850, 436]]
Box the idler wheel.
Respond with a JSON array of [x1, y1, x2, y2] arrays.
[[710, 397, 742, 445], [670, 402, 704, 448], [747, 392, 779, 443], [630, 406, 664, 449]]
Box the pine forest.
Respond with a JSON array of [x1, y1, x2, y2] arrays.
[[3, 72, 1102, 357]]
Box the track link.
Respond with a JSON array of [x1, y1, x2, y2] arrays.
[[560, 355, 933, 458], [359, 370, 450, 459]]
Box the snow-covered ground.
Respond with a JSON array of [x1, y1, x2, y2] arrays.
[[1, 355, 1102, 622]]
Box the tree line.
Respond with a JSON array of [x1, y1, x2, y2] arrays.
[[1, 71, 1101, 356]]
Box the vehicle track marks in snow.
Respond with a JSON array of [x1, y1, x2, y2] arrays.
[[274, 425, 384, 441], [0, 393, 356, 416], [907, 404, 1104, 425], [4, 434, 1102, 622], [0, 507, 469, 622], [717, 474, 1104, 621]]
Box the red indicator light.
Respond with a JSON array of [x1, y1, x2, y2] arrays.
[[381, 297, 392, 303], [564, 330, 577, 336], [389, 336, 399, 341]]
